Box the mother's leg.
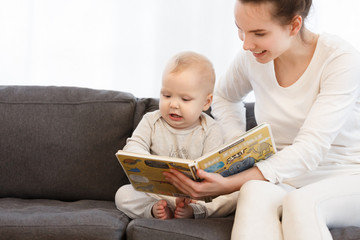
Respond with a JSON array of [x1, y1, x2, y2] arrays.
[[231, 180, 287, 240], [282, 174, 360, 240]]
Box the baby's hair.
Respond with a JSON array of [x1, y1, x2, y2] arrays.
[[163, 51, 216, 93]]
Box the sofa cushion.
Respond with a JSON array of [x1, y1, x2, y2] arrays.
[[0, 198, 129, 240], [133, 97, 159, 130], [126, 217, 360, 240], [244, 102, 257, 130], [0, 86, 136, 201], [330, 227, 360, 240], [126, 217, 234, 240]]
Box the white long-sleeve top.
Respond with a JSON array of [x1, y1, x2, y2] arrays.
[[212, 33, 360, 187]]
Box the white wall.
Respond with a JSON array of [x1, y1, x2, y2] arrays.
[[1, 0, 359, 99], [309, 0, 360, 49]]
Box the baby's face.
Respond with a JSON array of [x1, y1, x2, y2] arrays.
[[159, 68, 212, 130]]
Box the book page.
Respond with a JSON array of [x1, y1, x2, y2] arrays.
[[195, 124, 276, 177]]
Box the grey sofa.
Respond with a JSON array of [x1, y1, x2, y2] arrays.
[[0, 85, 358, 240]]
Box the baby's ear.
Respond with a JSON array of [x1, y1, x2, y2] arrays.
[[203, 93, 213, 111]]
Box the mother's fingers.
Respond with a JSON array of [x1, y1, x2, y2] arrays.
[[167, 169, 194, 182], [164, 170, 199, 197]]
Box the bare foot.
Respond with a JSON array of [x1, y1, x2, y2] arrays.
[[152, 200, 173, 219], [174, 197, 194, 219]]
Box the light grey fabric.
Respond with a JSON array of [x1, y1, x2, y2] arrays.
[[0, 198, 129, 240]]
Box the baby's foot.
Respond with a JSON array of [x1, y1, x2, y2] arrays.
[[174, 198, 194, 219], [152, 200, 173, 219]]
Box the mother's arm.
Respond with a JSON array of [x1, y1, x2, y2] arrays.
[[212, 51, 253, 141]]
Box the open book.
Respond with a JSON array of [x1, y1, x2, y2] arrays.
[[115, 123, 276, 201]]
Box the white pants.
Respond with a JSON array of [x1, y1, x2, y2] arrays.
[[231, 174, 360, 240], [115, 184, 238, 219]]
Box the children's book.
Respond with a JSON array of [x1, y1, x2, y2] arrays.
[[115, 123, 276, 202]]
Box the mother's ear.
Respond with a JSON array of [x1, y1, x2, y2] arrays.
[[290, 15, 303, 36]]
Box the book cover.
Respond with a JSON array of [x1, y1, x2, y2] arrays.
[[116, 123, 276, 200], [116, 151, 194, 198]]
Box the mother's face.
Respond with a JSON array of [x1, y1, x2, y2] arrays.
[[234, 1, 294, 63]]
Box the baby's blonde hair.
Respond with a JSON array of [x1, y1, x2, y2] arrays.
[[163, 51, 216, 93]]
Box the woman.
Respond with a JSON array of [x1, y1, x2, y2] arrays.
[[164, 0, 360, 239]]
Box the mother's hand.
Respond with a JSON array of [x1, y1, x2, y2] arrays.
[[163, 169, 232, 199]]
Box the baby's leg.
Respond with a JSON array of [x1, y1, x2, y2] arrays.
[[174, 192, 239, 219], [197, 191, 239, 218], [115, 184, 167, 219]]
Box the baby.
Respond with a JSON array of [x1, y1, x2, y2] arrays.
[[115, 51, 238, 219]]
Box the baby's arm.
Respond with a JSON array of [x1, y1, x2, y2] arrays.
[[202, 116, 225, 154], [123, 113, 153, 155]]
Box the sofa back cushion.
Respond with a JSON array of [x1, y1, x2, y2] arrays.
[[0, 86, 148, 201]]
